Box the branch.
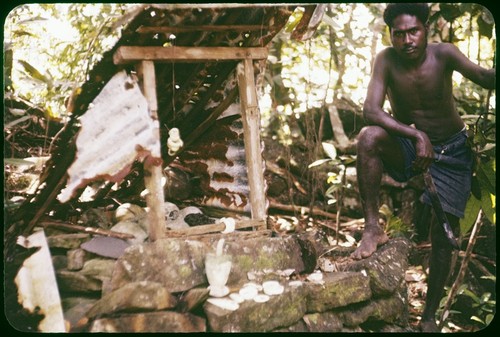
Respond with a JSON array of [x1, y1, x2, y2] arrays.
[[40, 221, 136, 240], [438, 210, 484, 330]]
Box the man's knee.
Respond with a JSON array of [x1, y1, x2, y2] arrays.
[[357, 125, 389, 149]]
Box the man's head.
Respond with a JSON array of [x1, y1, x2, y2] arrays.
[[383, 3, 430, 28], [384, 3, 429, 62]]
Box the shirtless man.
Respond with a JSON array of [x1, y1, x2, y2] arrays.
[[352, 3, 495, 332]]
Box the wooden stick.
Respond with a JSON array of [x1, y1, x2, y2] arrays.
[[166, 219, 264, 237], [114, 46, 268, 64], [237, 58, 267, 227], [137, 25, 271, 34], [137, 60, 166, 242], [269, 200, 338, 220], [438, 210, 484, 330], [40, 221, 135, 240]]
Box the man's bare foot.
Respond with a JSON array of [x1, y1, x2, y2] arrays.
[[351, 226, 389, 260], [419, 319, 440, 332]]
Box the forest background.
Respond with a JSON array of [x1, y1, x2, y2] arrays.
[[3, 3, 496, 331]]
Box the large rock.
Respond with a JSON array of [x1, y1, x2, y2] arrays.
[[204, 284, 307, 332], [86, 281, 177, 318], [56, 258, 116, 293], [339, 292, 408, 327], [344, 237, 411, 296], [305, 272, 371, 313], [108, 235, 312, 294], [221, 235, 310, 286], [89, 311, 206, 332], [108, 239, 207, 293]]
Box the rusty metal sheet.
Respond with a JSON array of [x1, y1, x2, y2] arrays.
[[58, 71, 161, 203]]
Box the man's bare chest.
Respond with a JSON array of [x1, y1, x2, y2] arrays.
[[389, 65, 449, 100]]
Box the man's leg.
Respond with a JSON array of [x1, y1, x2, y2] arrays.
[[420, 212, 458, 332], [352, 126, 406, 260]]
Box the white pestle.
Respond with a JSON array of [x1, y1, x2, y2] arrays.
[[216, 238, 225, 256]]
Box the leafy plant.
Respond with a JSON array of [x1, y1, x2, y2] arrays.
[[379, 204, 414, 239], [309, 142, 355, 206]]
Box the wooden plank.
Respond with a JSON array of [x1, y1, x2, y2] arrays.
[[166, 220, 266, 237], [136, 61, 166, 242], [237, 58, 267, 227], [169, 230, 273, 242], [114, 46, 268, 65], [137, 25, 270, 34]]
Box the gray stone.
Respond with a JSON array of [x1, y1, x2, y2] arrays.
[[81, 236, 131, 259], [204, 284, 307, 332], [340, 292, 408, 327], [86, 281, 177, 318], [305, 272, 371, 313], [48, 233, 90, 249], [89, 311, 206, 332], [345, 237, 411, 296], [67, 248, 86, 271], [177, 287, 210, 312], [220, 235, 308, 287], [109, 239, 207, 293], [110, 220, 148, 244], [56, 258, 116, 293], [61, 297, 98, 330], [302, 311, 344, 332]]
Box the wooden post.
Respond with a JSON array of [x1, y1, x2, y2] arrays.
[[137, 60, 165, 241], [237, 58, 267, 227]]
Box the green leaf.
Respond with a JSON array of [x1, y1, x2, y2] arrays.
[[481, 189, 495, 224], [308, 158, 331, 168], [476, 159, 496, 195], [322, 142, 337, 160], [18, 59, 53, 89], [460, 194, 481, 235]]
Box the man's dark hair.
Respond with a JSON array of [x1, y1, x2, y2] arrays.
[[383, 3, 430, 28]]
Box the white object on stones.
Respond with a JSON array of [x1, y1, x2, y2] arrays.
[[229, 292, 245, 304], [253, 294, 270, 303], [288, 280, 303, 287], [206, 297, 239, 311], [307, 270, 324, 283], [208, 285, 230, 298], [262, 280, 284, 296], [239, 285, 259, 300]]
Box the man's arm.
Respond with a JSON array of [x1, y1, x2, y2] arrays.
[[363, 50, 434, 171], [443, 43, 495, 90]]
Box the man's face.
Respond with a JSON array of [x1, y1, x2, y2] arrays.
[[390, 14, 428, 61]]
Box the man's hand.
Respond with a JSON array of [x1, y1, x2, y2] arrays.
[[413, 130, 435, 172]]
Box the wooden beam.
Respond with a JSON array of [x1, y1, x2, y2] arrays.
[[137, 25, 270, 34], [114, 46, 268, 65], [166, 219, 265, 237], [237, 58, 267, 227], [136, 60, 166, 242]]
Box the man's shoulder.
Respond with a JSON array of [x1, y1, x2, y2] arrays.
[[428, 42, 458, 56]]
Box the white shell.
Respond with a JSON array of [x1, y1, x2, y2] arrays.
[[229, 292, 245, 303], [207, 297, 239, 311], [253, 294, 270, 303], [288, 280, 303, 287], [242, 282, 263, 291], [262, 280, 284, 296], [307, 271, 324, 282], [239, 285, 259, 300]]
